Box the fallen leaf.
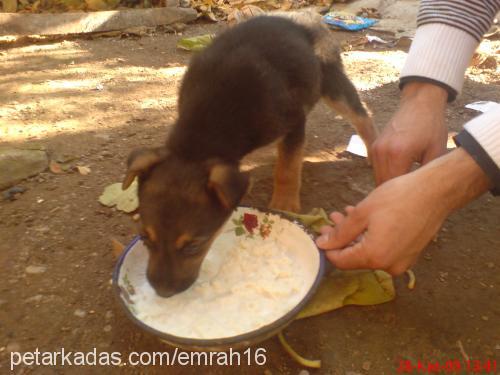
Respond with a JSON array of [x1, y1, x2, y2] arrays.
[[177, 34, 215, 51], [296, 269, 395, 319], [227, 4, 265, 25], [99, 179, 138, 213], [111, 238, 126, 259], [85, 0, 119, 11]]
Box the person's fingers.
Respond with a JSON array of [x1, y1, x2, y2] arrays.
[[319, 225, 335, 235], [371, 127, 417, 185], [344, 205, 355, 214], [316, 208, 368, 250], [329, 211, 345, 225], [324, 241, 368, 270]]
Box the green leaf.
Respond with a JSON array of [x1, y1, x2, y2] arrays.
[[177, 34, 215, 52], [235, 227, 245, 236]]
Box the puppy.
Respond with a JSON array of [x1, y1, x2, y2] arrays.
[[123, 14, 377, 297]]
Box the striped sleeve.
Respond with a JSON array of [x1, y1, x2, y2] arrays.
[[417, 0, 500, 42], [454, 107, 500, 196], [401, 1, 500, 98]]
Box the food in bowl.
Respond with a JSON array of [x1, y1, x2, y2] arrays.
[[115, 207, 323, 341]]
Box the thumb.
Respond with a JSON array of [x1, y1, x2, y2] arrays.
[[316, 208, 368, 250]]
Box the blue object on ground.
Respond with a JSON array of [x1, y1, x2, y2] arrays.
[[323, 11, 378, 31]]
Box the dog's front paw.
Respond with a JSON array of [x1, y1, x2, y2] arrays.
[[269, 195, 301, 213]]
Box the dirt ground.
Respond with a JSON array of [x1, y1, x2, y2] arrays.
[[0, 20, 499, 375]]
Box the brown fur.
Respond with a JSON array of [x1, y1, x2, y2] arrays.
[[124, 15, 377, 297]]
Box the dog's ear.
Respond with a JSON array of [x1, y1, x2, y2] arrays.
[[122, 147, 167, 189], [207, 163, 249, 210]]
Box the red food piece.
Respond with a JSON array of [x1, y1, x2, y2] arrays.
[[243, 213, 258, 234]]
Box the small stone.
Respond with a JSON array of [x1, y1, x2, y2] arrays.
[[103, 325, 112, 332], [132, 213, 140, 221], [362, 361, 371, 371], [25, 294, 43, 304], [25, 265, 47, 274], [2, 186, 27, 200], [481, 316, 489, 321], [74, 309, 87, 318], [6, 342, 21, 352], [0, 147, 48, 190], [486, 262, 494, 269], [298, 370, 309, 375], [171, 22, 187, 32], [105, 311, 114, 321], [94, 133, 111, 141]]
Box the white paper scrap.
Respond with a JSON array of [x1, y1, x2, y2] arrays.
[[366, 35, 390, 44], [346, 134, 368, 158], [465, 101, 500, 113]]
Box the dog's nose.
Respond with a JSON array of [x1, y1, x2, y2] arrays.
[[150, 279, 195, 298], [154, 287, 176, 298]]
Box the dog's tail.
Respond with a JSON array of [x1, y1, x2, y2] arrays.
[[271, 10, 342, 68], [275, 10, 377, 155]]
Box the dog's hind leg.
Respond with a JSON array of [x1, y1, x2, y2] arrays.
[[269, 120, 305, 213], [321, 61, 378, 163]]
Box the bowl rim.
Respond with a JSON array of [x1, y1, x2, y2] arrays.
[[112, 206, 326, 348]]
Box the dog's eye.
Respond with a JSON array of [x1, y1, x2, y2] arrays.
[[180, 238, 206, 257]]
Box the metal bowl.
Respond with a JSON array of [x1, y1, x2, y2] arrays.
[[113, 207, 326, 351]]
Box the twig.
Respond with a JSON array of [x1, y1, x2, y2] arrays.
[[457, 340, 470, 362]]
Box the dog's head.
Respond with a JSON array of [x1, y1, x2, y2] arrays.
[[123, 147, 249, 297]]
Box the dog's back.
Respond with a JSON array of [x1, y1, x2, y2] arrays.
[[168, 17, 323, 161]]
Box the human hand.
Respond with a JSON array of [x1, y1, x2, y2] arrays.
[[316, 148, 492, 275], [371, 82, 448, 185]]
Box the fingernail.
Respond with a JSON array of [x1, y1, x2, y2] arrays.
[[316, 233, 331, 247]]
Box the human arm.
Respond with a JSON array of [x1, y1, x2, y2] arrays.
[[371, 0, 500, 184], [316, 141, 496, 275]]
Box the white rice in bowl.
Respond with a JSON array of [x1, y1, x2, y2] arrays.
[[117, 207, 321, 340]]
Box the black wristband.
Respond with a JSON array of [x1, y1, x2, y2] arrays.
[[400, 76, 457, 103], [454, 130, 500, 196]]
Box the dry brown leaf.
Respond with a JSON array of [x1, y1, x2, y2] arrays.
[[111, 238, 126, 259]]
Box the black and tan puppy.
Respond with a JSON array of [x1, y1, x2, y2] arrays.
[[123, 14, 377, 297]]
